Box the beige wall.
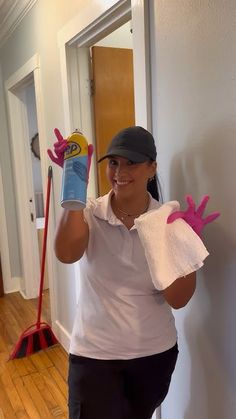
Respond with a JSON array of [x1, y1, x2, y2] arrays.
[[150, 1, 236, 418]]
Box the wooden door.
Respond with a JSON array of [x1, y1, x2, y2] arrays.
[[91, 46, 135, 195]]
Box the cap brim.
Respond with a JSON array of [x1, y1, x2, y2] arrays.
[[97, 149, 149, 163]]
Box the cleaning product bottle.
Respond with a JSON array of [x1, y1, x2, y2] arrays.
[[61, 130, 89, 210]]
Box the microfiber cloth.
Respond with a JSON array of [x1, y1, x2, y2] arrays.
[[134, 201, 209, 290]]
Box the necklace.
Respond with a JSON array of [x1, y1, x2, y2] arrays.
[[115, 198, 150, 221]]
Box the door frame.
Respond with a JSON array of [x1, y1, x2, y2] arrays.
[[58, 0, 152, 133], [57, 0, 153, 319], [0, 64, 13, 293], [0, 163, 12, 293], [58, 0, 152, 206], [6, 57, 39, 299], [5, 54, 57, 323]]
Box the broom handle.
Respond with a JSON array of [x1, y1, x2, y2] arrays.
[[37, 166, 52, 326]]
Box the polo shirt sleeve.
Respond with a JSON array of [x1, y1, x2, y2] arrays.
[[83, 198, 96, 226]]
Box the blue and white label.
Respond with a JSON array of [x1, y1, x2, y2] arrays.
[[61, 154, 88, 210]]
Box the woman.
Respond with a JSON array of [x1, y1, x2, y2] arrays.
[[48, 126, 218, 419]]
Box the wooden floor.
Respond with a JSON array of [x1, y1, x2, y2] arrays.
[[0, 291, 68, 418]]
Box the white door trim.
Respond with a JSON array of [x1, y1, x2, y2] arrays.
[[57, 0, 129, 48], [58, 0, 132, 135], [131, 0, 152, 130], [5, 54, 57, 324], [0, 163, 14, 293], [0, 64, 16, 294]]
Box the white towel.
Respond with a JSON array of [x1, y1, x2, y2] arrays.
[[134, 201, 209, 290]]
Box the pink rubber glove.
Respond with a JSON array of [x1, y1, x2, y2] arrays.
[[47, 128, 93, 181], [47, 128, 68, 168], [167, 195, 220, 236]]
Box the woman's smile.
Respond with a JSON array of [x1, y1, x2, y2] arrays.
[[113, 178, 132, 186]]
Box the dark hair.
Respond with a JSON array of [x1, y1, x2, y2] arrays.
[[147, 173, 163, 202]]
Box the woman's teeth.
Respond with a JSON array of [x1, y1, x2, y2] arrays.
[[115, 180, 130, 186]]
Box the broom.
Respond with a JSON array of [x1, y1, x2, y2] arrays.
[[9, 166, 58, 359]]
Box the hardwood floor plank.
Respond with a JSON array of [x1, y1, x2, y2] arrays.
[[0, 352, 9, 375], [13, 411, 29, 419], [1, 368, 27, 415], [0, 291, 69, 417], [46, 348, 68, 380], [33, 347, 54, 369], [30, 350, 51, 371], [51, 345, 68, 363], [0, 379, 15, 416], [13, 376, 41, 419], [0, 328, 8, 352], [4, 357, 20, 380], [31, 372, 66, 417], [47, 365, 68, 399], [22, 374, 53, 418], [41, 368, 68, 413], [22, 356, 38, 375], [13, 357, 30, 377]]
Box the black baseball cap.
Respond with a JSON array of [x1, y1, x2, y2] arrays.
[[97, 126, 157, 163]]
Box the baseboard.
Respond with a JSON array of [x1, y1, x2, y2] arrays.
[[19, 289, 28, 299], [53, 320, 71, 353]]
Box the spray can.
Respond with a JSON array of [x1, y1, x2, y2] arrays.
[[61, 130, 88, 210]]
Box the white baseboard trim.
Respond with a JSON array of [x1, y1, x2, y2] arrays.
[[53, 320, 71, 353], [3, 276, 20, 294], [19, 289, 28, 299]]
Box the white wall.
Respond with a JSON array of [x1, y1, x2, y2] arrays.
[[150, 1, 236, 418]]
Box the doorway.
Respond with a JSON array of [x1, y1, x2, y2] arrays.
[[25, 79, 49, 291], [67, 21, 135, 196], [5, 55, 54, 325], [60, 0, 152, 197]]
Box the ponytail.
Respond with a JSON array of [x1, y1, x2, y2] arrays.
[[147, 174, 163, 202]]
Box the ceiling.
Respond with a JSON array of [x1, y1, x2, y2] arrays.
[[0, 0, 17, 25], [0, 0, 36, 47]]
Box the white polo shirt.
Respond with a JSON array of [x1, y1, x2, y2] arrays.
[[69, 191, 177, 359]]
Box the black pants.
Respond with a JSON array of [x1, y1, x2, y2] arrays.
[[68, 343, 178, 419]]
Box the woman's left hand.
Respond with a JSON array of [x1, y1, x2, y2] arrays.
[[167, 195, 220, 236]]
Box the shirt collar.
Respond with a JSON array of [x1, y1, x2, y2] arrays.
[[91, 190, 161, 226]]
